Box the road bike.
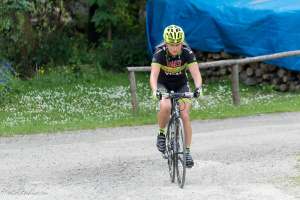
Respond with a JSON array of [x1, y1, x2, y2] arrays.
[[162, 91, 194, 188]]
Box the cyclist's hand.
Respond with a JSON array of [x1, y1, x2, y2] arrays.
[[193, 87, 202, 98], [152, 89, 162, 100]]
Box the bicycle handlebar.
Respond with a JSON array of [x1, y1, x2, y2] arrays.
[[162, 91, 194, 99]]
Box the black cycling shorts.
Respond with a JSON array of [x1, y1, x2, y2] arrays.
[[157, 83, 190, 93]]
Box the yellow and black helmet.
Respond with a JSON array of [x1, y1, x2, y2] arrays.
[[163, 25, 185, 44]]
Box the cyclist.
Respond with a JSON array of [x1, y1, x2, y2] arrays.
[[150, 24, 202, 168]]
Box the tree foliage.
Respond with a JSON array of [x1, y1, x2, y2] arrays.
[[88, 0, 133, 41], [88, 0, 148, 70], [0, 0, 148, 77], [0, 0, 72, 78]]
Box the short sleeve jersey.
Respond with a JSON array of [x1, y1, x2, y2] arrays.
[[151, 43, 197, 90]]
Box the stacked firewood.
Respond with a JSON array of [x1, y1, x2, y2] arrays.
[[195, 51, 300, 92], [196, 52, 233, 82], [239, 63, 300, 92]]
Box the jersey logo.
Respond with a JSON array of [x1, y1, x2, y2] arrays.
[[161, 65, 186, 75], [167, 60, 182, 68], [165, 71, 183, 76]]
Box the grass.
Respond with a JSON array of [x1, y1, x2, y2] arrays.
[[2, 67, 300, 136]]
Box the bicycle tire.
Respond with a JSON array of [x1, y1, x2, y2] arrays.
[[166, 117, 176, 183], [175, 118, 186, 188]]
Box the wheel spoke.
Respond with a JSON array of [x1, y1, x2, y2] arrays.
[[166, 120, 176, 183], [175, 118, 186, 188]]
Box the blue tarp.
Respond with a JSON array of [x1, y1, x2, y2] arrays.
[[146, 0, 300, 71]]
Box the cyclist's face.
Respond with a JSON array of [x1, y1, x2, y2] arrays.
[[166, 43, 182, 56]]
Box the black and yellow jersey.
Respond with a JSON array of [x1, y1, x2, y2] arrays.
[[151, 43, 197, 90]]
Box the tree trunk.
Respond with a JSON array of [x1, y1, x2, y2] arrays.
[[107, 23, 112, 41], [138, 0, 146, 24], [18, 12, 36, 79]]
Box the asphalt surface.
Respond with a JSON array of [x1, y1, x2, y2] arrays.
[[0, 112, 300, 200]]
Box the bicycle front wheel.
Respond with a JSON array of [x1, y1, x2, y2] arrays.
[[175, 118, 186, 188], [166, 118, 176, 183]]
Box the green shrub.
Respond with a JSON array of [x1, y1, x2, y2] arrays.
[[97, 34, 150, 71], [0, 0, 72, 78]]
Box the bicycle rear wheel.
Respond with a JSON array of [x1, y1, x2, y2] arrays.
[[166, 118, 176, 183], [175, 118, 186, 188]]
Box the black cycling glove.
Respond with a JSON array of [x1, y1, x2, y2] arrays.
[[193, 87, 202, 98], [152, 89, 162, 100]]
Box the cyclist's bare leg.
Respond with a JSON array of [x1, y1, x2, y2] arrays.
[[158, 98, 171, 129], [179, 103, 192, 148]]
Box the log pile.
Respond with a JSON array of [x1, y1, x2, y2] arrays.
[[196, 52, 233, 82], [195, 51, 300, 92]]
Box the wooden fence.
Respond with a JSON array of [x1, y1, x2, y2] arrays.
[[127, 50, 300, 112]]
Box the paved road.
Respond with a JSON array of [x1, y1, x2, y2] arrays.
[[0, 112, 300, 200]]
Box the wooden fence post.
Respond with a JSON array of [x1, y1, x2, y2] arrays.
[[231, 64, 240, 106], [128, 71, 138, 112]]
